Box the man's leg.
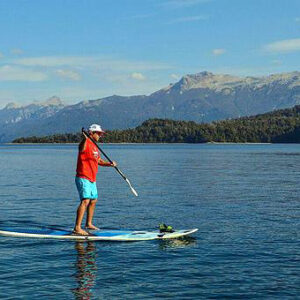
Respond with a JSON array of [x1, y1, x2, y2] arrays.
[[86, 199, 99, 230], [74, 199, 90, 235]]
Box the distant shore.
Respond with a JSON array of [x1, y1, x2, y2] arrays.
[[5, 142, 276, 145], [9, 107, 300, 144]]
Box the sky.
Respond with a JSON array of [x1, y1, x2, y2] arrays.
[[0, 0, 299, 107]]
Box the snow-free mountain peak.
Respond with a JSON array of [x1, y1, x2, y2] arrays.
[[157, 71, 300, 94], [158, 71, 244, 94], [4, 102, 20, 110], [43, 96, 64, 106], [33, 96, 64, 107], [3, 96, 64, 110]]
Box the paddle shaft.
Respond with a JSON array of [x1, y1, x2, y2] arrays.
[[82, 128, 138, 196], [82, 128, 123, 177]]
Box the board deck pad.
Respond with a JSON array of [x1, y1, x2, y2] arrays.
[[0, 227, 198, 241]]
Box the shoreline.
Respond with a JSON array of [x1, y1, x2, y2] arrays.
[[2, 142, 283, 145]]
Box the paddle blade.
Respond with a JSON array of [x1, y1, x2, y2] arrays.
[[131, 187, 138, 197], [126, 178, 138, 197]]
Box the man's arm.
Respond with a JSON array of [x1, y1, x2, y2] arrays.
[[78, 133, 88, 152], [98, 158, 117, 167]]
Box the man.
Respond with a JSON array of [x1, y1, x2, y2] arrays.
[[74, 124, 117, 235]]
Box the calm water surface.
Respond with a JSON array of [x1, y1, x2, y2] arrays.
[[0, 144, 299, 299]]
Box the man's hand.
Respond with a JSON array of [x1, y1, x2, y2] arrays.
[[98, 158, 117, 167], [82, 130, 88, 140]]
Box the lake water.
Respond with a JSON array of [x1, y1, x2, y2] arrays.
[[0, 144, 299, 299]]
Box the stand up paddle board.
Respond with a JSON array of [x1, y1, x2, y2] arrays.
[[0, 228, 198, 241]]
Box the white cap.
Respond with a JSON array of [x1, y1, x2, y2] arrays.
[[88, 124, 105, 133]]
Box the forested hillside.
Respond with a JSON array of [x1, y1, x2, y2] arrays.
[[13, 105, 300, 144]]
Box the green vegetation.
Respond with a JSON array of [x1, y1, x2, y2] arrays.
[[13, 105, 300, 144]]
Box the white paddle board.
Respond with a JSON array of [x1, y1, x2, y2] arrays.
[[0, 227, 198, 241]]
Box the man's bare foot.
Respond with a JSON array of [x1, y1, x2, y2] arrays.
[[73, 228, 89, 236], [85, 224, 99, 230]]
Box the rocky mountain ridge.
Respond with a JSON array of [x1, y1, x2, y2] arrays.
[[0, 71, 299, 142], [0, 96, 64, 125]]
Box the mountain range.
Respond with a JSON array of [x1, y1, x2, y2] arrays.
[[0, 71, 299, 142]]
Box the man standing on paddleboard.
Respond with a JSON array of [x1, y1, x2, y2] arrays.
[[74, 124, 117, 236]]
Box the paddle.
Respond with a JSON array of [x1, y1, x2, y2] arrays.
[[82, 128, 138, 197]]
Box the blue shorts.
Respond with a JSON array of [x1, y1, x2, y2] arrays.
[[75, 177, 98, 200]]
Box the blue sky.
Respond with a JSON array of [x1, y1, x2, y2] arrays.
[[0, 0, 299, 107]]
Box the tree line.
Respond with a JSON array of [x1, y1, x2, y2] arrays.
[[13, 105, 300, 144]]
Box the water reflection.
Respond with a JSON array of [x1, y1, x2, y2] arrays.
[[72, 242, 97, 299], [159, 237, 197, 250], [70, 237, 196, 298]]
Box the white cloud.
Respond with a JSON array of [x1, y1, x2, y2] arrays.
[[0, 52, 4, 59], [168, 15, 209, 24], [13, 55, 171, 71], [161, 0, 211, 9], [263, 38, 300, 53], [55, 69, 81, 81], [127, 13, 156, 20], [11, 48, 24, 55], [212, 48, 226, 56], [131, 72, 146, 81], [0, 65, 47, 81], [14, 56, 93, 67], [170, 73, 180, 80]]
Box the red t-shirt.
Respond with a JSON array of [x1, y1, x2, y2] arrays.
[[76, 138, 100, 182]]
